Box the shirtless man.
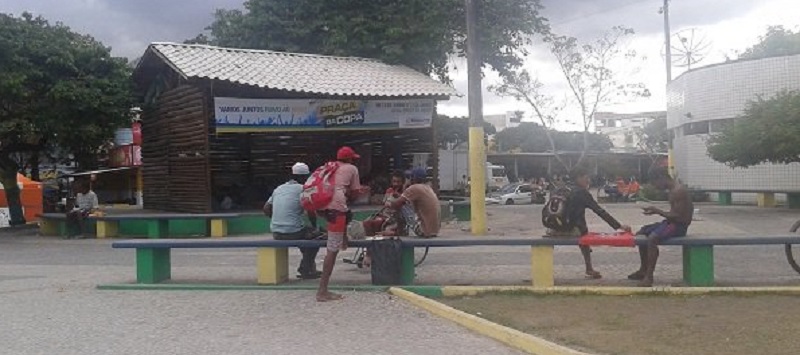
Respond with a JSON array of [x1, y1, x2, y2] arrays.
[[628, 167, 694, 287]]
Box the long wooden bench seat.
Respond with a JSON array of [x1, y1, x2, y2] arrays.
[[39, 213, 240, 238], [112, 235, 800, 287]]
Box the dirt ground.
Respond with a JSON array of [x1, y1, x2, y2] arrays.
[[443, 293, 800, 355]]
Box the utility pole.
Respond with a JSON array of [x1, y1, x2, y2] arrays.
[[465, 0, 487, 235], [662, 0, 672, 82], [662, 0, 676, 178]]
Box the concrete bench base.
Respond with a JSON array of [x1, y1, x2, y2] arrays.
[[710, 191, 800, 208], [38, 213, 235, 239]]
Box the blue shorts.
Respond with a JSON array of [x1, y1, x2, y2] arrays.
[[637, 220, 688, 240]]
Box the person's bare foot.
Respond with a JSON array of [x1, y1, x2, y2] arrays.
[[637, 277, 654, 287], [627, 270, 645, 280], [585, 270, 602, 279], [316, 291, 344, 302]]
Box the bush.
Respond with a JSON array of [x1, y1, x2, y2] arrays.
[[639, 184, 668, 201]]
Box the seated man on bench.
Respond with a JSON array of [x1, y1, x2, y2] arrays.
[[66, 179, 99, 239], [543, 169, 631, 279], [386, 168, 440, 238], [628, 167, 693, 287], [264, 162, 323, 280]]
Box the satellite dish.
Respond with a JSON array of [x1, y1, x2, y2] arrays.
[[661, 28, 712, 71]]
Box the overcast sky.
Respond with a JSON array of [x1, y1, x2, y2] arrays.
[[4, 0, 799, 129]]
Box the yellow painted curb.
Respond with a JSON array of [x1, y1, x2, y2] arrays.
[[389, 287, 591, 355], [439, 286, 800, 297]]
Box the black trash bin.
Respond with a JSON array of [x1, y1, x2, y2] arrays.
[[368, 238, 403, 285]]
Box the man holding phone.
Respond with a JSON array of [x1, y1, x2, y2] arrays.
[[628, 167, 694, 287]]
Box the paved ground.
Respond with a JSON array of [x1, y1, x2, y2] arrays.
[[0, 203, 798, 354]]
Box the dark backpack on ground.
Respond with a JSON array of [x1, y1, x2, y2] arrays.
[[542, 185, 573, 231]]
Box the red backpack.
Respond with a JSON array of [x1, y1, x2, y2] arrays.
[[300, 162, 340, 211]]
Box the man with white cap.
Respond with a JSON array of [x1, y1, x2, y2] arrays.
[[264, 162, 322, 279]]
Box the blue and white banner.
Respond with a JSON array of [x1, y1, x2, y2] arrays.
[[214, 97, 434, 132]]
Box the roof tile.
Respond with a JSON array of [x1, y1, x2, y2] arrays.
[[146, 42, 458, 98]]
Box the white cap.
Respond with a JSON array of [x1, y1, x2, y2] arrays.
[[292, 162, 310, 175]]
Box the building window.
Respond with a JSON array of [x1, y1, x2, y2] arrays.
[[709, 118, 733, 133], [683, 122, 709, 135]]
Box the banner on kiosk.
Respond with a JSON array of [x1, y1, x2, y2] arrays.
[[214, 97, 434, 132]]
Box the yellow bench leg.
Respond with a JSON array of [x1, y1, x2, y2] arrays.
[[531, 245, 554, 288], [210, 219, 228, 238], [40, 219, 60, 236], [96, 220, 119, 239], [757, 192, 775, 207], [257, 248, 289, 284]]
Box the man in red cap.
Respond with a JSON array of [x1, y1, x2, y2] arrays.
[[317, 146, 368, 302]]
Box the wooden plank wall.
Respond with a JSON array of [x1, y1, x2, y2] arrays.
[[142, 85, 211, 213], [208, 129, 433, 210]]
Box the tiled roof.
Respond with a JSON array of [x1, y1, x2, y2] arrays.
[[143, 42, 458, 98]]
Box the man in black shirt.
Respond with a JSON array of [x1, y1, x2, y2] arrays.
[[545, 169, 631, 279]]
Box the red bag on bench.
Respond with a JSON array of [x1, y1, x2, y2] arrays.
[[579, 231, 635, 247]]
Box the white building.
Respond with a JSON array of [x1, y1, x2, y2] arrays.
[[594, 111, 665, 152], [667, 54, 800, 205], [484, 111, 523, 132]]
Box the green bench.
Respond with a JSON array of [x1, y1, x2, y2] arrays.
[[39, 213, 240, 238], [111, 235, 800, 287], [690, 189, 800, 208]]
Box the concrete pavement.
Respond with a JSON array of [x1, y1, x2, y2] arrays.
[[1, 203, 799, 354]]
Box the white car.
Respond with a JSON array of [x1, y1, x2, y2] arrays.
[[486, 184, 536, 205]]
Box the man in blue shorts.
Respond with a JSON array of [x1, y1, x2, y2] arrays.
[[628, 167, 694, 287]]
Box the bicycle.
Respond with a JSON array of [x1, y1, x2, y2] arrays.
[[786, 219, 800, 274], [343, 207, 430, 268]]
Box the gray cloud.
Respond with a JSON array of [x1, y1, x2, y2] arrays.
[[545, 0, 761, 37], [3, 0, 764, 59]]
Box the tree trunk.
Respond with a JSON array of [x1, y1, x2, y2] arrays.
[[0, 157, 26, 226], [29, 150, 41, 181]]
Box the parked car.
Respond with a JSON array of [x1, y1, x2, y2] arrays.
[[486, 183, 536, 205]]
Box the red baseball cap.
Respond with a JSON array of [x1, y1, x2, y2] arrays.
[[337, 146, 360, 160]]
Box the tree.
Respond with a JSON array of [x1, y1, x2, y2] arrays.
[[707, 90, 800, 168], [0, 13, 132, 224], [435, 115, 496, 149], [199, 0, 550, 82], [738, 26, 800, 60], [494, 123, 612, 153], [637, 116, 669, 154], [491, 26, 649, 170]]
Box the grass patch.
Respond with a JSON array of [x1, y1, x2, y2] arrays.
[[441, 293, 800, 355]]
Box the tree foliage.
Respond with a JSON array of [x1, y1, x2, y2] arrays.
[[435, 115, 496, 149], [637, 116, 669, 153], [738, 26, 800, 60], [707, 90, 800, 168], [200, 0, 550, 82], [494, 122, 612, 153], [0, 12, 132, 224], [491, 26, 648, 170]]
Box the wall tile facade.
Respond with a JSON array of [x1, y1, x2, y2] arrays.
[[667, 55, 800, 199]]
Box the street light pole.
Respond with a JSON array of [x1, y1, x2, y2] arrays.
[[465, 0, 487, 235]]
